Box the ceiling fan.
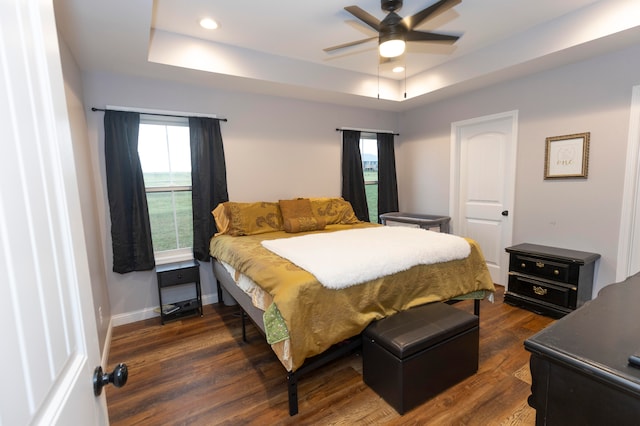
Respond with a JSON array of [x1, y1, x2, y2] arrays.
[[324, 0, 462, 58]]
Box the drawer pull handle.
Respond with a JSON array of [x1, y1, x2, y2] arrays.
[[533, 286, 548, 296], [521, 263, 526, 268], [554, 269, 559, 275], [536, 262, 545, 268]]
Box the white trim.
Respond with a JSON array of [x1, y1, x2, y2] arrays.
[[154, 249, 194, 265], [111, 306, 159, 327], [146, 186, 191, 193], [106, 104, 219, 119], [140, 114, 188, 126], [110, 293, 218, 326], [101, 319, 113, 370], [617, 85, 640, 282], [338, 126, 397, 135]]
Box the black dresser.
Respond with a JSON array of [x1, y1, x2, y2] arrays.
[[505, 243, 600, 318], [525, 273, 640, 425]]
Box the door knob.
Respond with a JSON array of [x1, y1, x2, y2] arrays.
[[501, 210, 509, 216], [93, 363, 128, 396]]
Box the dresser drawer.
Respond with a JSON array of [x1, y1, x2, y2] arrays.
[[508, 275, 576, 309], [158, 267, 199, 287], [509, 254, 576, 284]]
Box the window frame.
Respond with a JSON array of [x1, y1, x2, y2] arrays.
[[359, 132, 378, 223], [138, 114, 194, 265]]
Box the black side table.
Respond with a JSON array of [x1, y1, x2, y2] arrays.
[[504, 243, 599, 318], [156, 259, 203, 324]]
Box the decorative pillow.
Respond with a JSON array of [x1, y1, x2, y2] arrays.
[[279, 198, 314, 221], [212, 203, 231, 236], [278, 198, 326, 233], [283, 216, 326, 233], [211, 201, 283, 236], [310, 197, 360, 225]]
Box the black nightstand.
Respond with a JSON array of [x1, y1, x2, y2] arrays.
[[504, 243, 600, 318], [156, 259, 203, 324]]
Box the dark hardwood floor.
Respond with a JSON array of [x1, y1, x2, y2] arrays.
[[106, 285, 554, 425]]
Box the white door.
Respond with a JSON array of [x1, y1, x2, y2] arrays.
[[450, 111, 518, 286], [0, 0, 107, 424]]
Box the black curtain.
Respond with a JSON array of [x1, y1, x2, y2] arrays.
[[377, 132, 399, 221], [189, 117, 229, 261], [104, 110, 155, 273], [341, 130, 369, 222]]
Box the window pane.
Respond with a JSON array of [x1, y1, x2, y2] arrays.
[[360, 136, 378, 223], [174, 191, 193, 249], [365, 182, 378, 223], [146, 191, 193, 252], [139, 123, 191, 187]]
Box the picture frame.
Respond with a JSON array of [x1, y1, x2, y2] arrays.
[[544, 132, 590, 179]]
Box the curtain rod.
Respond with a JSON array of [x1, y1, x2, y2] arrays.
[[91, 107, 228, 122], [336, 127, 398, 136]]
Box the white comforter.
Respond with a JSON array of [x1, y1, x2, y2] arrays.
[[261, 226, 470, 289]]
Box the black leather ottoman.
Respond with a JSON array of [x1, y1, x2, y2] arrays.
[[362, 302, 479, 414]]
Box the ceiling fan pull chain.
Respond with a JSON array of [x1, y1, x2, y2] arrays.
[[404, 64, 407, 99]]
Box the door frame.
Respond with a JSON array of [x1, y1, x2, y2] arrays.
[[450, 110, 518, 286], [617, 85, 640, 282]]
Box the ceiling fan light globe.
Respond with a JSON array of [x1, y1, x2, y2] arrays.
[[379, 39, 405, 58]]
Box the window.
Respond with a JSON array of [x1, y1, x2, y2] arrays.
[[137, 115, 193, 263], [360, 133, 378, 223]]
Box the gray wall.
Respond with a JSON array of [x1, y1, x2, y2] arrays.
[[397, 42, 640, 295], [81, 71, 398, 324], [68, 39, 640, 329], [58, 37, 112, 348]]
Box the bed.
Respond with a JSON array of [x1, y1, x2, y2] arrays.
[[209, 197, 495, 415]]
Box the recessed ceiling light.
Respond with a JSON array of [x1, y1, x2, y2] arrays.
[[199, 18, 218, 30], [392, 66, 405, 73]]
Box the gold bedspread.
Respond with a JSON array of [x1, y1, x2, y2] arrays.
[[209, 223, 495, 371]]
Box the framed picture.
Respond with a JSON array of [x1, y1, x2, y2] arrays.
[[544, 132, 590, 179]]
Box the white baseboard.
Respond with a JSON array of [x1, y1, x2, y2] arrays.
[[101, 317, 113, 368], [110, 292, 219, 327]]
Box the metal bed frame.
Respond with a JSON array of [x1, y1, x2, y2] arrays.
[[212, 259, 480, 416]]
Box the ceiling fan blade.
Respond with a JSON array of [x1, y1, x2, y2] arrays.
[[323, 36, 378, 53], [403, 0, 461, 30], [344, 5, 381, 31], [405, 30, 459, 43]]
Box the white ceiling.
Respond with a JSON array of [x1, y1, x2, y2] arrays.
[[53, 0, 640, 111]]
